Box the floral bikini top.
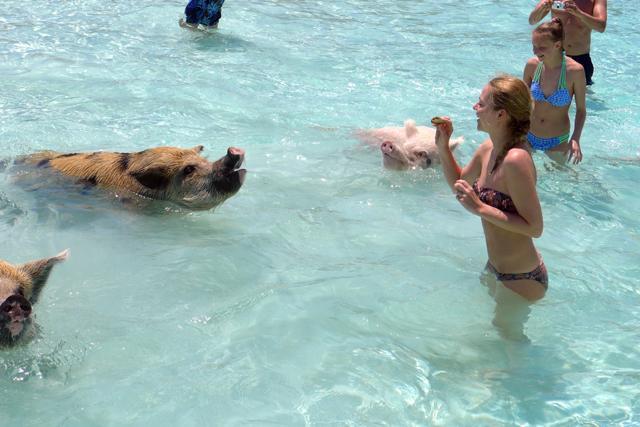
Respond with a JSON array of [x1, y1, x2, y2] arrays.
[[472, 180, 517, 214]]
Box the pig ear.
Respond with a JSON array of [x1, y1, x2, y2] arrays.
[[130, 167, 171, 190], [192, 145, 204, 153], [404, 119, 418, 138], [18, 249, 69, 304]]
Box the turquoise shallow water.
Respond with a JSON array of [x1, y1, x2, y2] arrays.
[[1, 0, 639, 425]]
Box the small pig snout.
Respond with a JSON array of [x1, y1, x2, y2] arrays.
[[223, 147, 245, 170], [381, 141, 395, 155]]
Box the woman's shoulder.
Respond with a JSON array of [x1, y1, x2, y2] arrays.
[[524, 57, 540, 73], [564, 56, 586, 88], [504, 146, 534, 172], [565, 56, 585, 74], [524, 58, 541, 81], [477, 139, 494, 153], [526, 56, 541, 67], [470, 139, 493, 161]]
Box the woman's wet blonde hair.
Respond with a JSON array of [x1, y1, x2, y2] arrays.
[[487, 75, 532, 173]]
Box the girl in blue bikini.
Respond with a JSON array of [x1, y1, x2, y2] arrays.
[[523, 18, 587, 164]]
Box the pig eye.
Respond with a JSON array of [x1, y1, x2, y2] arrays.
[[416, 152, 432, 167], [182, 165, 196, 176]]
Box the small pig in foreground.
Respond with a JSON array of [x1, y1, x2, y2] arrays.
[[0, 250, 68, 348], [356, 119, 463, 170], [17, 146, 246, 210]]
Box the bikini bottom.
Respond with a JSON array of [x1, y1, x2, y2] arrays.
[[485, 261, 548, 290], [527, 131, 569, 151]]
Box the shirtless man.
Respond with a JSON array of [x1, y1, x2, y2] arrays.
[[529, 0, 607, 85]]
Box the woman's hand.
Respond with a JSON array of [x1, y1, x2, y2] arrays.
[[453, 179, 484, 215], [567, 139, 583, 164], [433, 116, 453, 148]]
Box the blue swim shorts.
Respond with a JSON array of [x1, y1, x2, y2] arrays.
[[185, 0, 225, 27]]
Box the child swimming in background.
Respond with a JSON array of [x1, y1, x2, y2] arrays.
[[179, 0, 225, 31]]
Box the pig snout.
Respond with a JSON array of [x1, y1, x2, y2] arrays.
[[1, 294, 32, 322], [210, 147, 247, 197], [222, 147, 245, 171], [381, 141, 395, 155], [380, 140, 412, 170]]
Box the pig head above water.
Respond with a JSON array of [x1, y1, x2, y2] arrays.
[[356, 119, 463, 170], [0, 250, 68, 348], [16, 145, 246, 210]]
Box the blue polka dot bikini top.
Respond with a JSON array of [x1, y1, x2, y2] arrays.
[[530, 55, 571, 107]]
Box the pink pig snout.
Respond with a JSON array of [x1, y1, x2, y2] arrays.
[[380, 141, 395, 155], [223, 147, 245, 170]]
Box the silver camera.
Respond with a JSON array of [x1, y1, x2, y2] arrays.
[[552, 1, 565, 10]]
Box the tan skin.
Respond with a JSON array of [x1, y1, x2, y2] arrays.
[[434, 86, 546, 301], [524, 32, 587, 163], [529, 0, 607, 56]]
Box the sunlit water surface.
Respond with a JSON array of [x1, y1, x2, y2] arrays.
[[1, 0, 639, 425]]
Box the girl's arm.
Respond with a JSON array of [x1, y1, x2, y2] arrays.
[[569, 66, 587, 163], [434, 118, 484, 191]]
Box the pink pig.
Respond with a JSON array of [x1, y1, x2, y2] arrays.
[[357, 119, 463, 170]]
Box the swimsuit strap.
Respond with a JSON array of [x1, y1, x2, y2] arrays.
[[532, 61, 544, 83], [558, 53, 567, 90], [533, 55, 566, 89]]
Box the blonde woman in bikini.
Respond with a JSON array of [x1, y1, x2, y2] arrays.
[[433, 76, 545, 339]]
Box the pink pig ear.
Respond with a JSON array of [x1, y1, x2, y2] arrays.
[[404, 119, 418, 138], [192, 145, 205, 153]]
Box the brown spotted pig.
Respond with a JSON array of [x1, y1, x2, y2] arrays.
[[1, 250, 68, 348], [17, 145, 246, 210]]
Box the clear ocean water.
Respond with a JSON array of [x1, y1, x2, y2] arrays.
[[1, 0, 639, 425]]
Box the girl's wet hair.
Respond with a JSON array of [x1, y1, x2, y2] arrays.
[[487, 75, 532, 173], [534, 17, 564, 45]]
